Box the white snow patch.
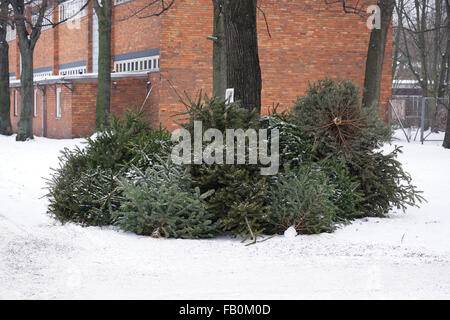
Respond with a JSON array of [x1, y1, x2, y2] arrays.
[[0, 133, 449, 299], [284, 226, 297, 239]]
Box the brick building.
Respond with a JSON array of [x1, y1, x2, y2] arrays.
[[7, 0, 393, 139]]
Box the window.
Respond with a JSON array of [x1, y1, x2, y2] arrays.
[[113, 56, 160, 73], [33, 89, 37, 118], [14, 90, 18, 117], [6, 25, 15, 42], [56, 88, 62, 119], [31, 9, 53, 31], [59, 0, 87, 23], [114, 0, 133, 5]]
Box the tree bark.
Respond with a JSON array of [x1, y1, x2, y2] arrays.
[[443, 0, 450, 149], [362, 0, 394, 109], [222, 0, 262, 113], [0, 0, 12, 135], [94, 0, 112, 130], [212, 0, 227, 99], [11, 0, 47, 141], [16, 49, 34, 140]]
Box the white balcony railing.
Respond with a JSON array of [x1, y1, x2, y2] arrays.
[[59, 67, 87, 76], [113, 56, 160, 73]]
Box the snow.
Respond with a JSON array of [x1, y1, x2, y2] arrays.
[[1, 133, 450, 299], [284, 226, 297, 238]]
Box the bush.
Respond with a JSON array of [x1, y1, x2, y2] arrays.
[[46, 108, 172, 226], [289, 78, 423, 217], [267, 164, 339, 235], [180, 94, 270, 240], [259, 115, 314, 169], [290, 78, 392, 157], [349, 147, 425, 217], [319, 159, 364, 222], [115, 159, 220, 239]]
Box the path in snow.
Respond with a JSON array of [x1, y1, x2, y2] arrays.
[[0, 134, 449, 299]]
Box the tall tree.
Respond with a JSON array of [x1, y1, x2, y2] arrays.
[[0, 0, 12, 135], [93, 0, 174, 130], [328, 0, 394, 109], [220, 0, 261, 113], [362, 0, 395, 108], [442, 0, 450, 148], [212, 0, 226, 99], [92, 0, 113, 130], [395, 0, 448, 98], [10, 0, 48, 141], [395, 0, 449, 135]]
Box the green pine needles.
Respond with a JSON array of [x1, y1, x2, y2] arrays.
[[46, 108, 172, 226], [115, 159, 220, 239], [46, 79, 424, 242], [289, 78, 424, 218]]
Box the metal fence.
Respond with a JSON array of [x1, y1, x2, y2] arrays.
[[388, 96, 449, 144]]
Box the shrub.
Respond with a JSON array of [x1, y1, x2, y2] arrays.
[[289, 78, 423, 217], [259, 115, 314, 169], [180, 94, 270, 240], [115, 159, 220, 239], [46, 108, 172, 226], [290, 78, 392, 157], [319, 159, 364, 221], [348, 147, 425, 217], [267, 164, 339, 235]]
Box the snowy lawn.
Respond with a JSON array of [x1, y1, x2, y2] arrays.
[[0, 133, 449, 299]]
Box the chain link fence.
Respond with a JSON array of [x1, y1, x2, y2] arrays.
[[388, 96, 449, 143]]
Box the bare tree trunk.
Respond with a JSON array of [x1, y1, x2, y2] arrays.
[[362, 0, 395, 109], [443, 0, 450, 148], [11, 0, 47, 141], [0, 0, 12, 135], [212, 0, 227, 99], [222, 0, 261, 113], [94, 0, 112, 129], [16, 49, 34, 140]]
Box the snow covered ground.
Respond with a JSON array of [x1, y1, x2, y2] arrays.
[[0, 133, 449, 299]]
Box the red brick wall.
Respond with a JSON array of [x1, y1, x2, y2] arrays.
[[159, 0, 393, 130], [57, 16, 89, 67], [71, 76, 158, 138], [30, 2, 162, 75], [113, 0, 161, 56], [10, 85, 73, 139], [71, 82, 96, 138], [34, 28, 54, 71], [45, 85, 73, 139], [7, 40, 18, 79], [159, 0, 213, 131]]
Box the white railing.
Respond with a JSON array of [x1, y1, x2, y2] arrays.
[[59, 0, 87, 23], [34, 71, 53, 80], [113, 56, 160, 73], [59, 67, 87, 76]]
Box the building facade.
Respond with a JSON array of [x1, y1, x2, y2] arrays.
[[7, 0, 393, 139]]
